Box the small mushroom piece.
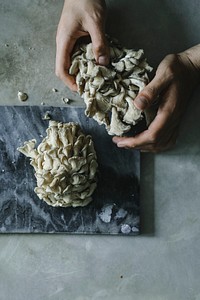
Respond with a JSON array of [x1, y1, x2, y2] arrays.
[[90, 66, 100, 77], [68, 157, 87, 172], [84, 95, 97, 117], [111, 46, 124, 59], [95, 93, 111, 113], [112, 61, 125, 72], [92, 76, 105, 88], [129, 78, 146, 91], [127, 89, 136, 99], [122, 79, 131, 87], [85, 43, 94, 60], [108, 107, 131, 136], [123, 96, 142, 125], [42, 112, 51, 120], [17, 139, 37, 158], [18, 91, 28, 102], [42, 153, 53, 170], [128, 57, 139, 65], [111, 86, 126, 109], [133, 49, 144, 60], [69, 59, 79, 75], [93, 111, 109, 127], [98, 66, 116, 79]]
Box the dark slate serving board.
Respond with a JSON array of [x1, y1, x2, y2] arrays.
[[0, 106, 142, 235]]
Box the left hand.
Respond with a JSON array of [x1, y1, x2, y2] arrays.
[[113, 48, 200, 152]]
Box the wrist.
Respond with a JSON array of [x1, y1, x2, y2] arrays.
[[179, 44, 200, 85]]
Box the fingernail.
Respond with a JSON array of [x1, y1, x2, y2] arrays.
[[117, 142, 126, 147], [112, 137, 118, 143], [134, 96, 148, 110], [98, 55, 109, 66]]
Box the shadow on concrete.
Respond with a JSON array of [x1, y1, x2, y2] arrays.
[[140, 153, 155, 235], [106, 0, 190, 69]]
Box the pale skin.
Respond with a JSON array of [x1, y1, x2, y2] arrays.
[[56, 0, 200, 153], [56, 0, 109, 91]]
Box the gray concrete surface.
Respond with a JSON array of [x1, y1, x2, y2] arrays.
[[1, 0, 200, 299]]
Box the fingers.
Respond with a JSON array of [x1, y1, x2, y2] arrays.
[[56, 21, 109, 90], [112, 125, 178, 153], [134, 63, 172, 110], [55, 33, 78, 91], [56, 0, 109, 90], [84, 0, 109, 65], [55, 20, 109, 90], [87, 22, 110, 66], [112, 85, 180, 152]]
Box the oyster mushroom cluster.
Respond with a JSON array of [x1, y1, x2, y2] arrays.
[[69, 37, 152, 136], [17, 121, 98, 207]]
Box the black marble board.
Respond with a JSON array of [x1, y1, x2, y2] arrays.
[[0, 106, 142, 235]]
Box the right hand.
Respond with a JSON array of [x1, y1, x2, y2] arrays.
[[113, 45, 200, 152], [55, 0, 110, 91]]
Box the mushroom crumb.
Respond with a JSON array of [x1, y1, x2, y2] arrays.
[[69, 36, 152, 136], [62, 97, 70, 104], [42, 112, 51, 120], [17, 91, 28, 102], [17, 121, 98, 207]]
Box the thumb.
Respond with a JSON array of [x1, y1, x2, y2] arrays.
[[88, 22, 110, 66], [134, 73, 171, 110]]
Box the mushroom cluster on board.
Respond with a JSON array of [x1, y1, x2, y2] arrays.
[[69, 37, 152, 136], [17, 121, 98, 207]]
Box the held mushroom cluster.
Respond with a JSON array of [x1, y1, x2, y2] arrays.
[[69, 37, 152, 136], [17, 121, 98, 207]]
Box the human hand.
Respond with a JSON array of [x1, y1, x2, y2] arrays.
[[113, 45, 200, 152], [55, 0, 109, 91]]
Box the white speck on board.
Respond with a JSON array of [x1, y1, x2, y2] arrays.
[[121, 224, 131, 234], [99, 204, 113, 223]]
